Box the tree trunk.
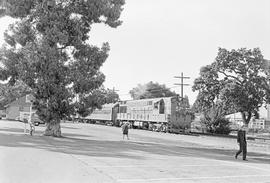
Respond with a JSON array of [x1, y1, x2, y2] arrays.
[[44, 120, 61, 137]]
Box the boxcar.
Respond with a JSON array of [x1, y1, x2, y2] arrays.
[[85, 103, 119, 125]]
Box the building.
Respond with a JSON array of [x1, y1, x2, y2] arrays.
[[226, 105, 270, 130], [265, 120, 270, 129], [263, 60, 270, 129], [226, 112, 244, 129], [4, 94, 34, 120]]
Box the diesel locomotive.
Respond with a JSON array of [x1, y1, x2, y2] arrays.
[[84, 96, 192, 132]]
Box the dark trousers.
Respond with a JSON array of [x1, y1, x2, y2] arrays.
[[236, 142, 247, 160]]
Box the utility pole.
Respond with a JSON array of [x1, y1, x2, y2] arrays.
[[112, 87, 120, 103], [174, 72, 190, 101], [112, 87, 119, 93]]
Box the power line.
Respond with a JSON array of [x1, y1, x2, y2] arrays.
[[112, 87, 119, 93]]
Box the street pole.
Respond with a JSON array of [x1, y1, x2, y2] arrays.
[[25, 95, 33, 133], [24, 120, 27, 134], [29, 101, 32, 124]]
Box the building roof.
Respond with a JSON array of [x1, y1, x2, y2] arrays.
[[4, 95, 32, 108], [119, 96, 176, 104]]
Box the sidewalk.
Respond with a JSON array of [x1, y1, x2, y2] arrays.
[[0, 120, 115, 183]]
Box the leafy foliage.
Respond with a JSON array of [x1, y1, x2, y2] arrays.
[[201, 116, 231, 135], [199, 102, 231, 134], [129, 81, 177, 100], [75, 87, 119, 117], [0, 81, 31, 109], [180, 95, 191, 109], [193, 48, 270, 125], [0, 0, 125, 136]]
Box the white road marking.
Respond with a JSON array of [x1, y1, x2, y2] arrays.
[[91, 164, 235, 168], [117, 174, 270, 182]]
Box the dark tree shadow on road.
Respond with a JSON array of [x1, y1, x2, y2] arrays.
[[0, 127, 27, 133], [0, 126, 270, 164]]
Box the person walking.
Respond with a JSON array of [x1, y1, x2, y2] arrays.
[[235, 125, 247, 160], [122, 122, 129, 140], [28, 119, 35, 136]]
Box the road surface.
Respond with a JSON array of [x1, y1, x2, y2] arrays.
[[0, 120, 270, 183]]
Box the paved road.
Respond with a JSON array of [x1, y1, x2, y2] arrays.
[[0, 120, 270, 183]]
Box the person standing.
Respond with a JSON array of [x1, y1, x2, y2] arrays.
[[235, 125, 247, 160], [122, 122, 129, 140]]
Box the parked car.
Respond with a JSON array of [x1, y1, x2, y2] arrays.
[[31, 114, 45, 126], [15, 116, 22, 122], [105, 121, 113, 126]]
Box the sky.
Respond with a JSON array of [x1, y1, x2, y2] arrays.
[[0, 0, 270, 105]]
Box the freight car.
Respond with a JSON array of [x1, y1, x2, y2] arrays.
[[85, 96, 192, 132], [84, 103, 119, 125]]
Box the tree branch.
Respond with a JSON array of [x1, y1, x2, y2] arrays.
[[218, 70, 242, 84]]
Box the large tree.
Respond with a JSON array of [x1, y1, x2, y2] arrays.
[[129, 81, 177, 100], [193, 48, 269, 125], [75, 86, 119, 118], [0, 0, 125, 136]]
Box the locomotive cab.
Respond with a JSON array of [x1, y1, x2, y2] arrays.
[[153, 99, 165, 114]]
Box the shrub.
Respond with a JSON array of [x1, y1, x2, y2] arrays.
[[213, 118, 231, 135], [202, 117, 231, 135]]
